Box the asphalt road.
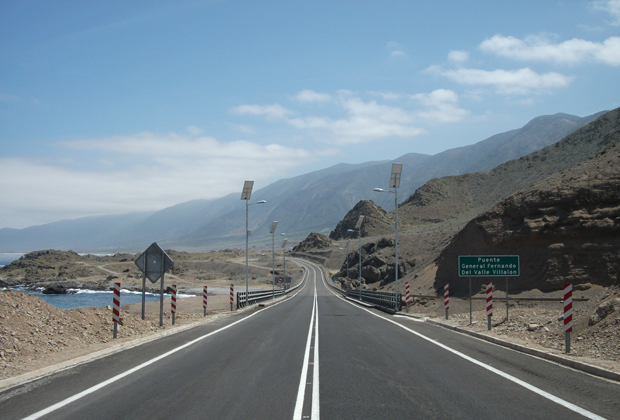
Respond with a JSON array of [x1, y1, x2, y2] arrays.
[[1, 258, 619, 420]]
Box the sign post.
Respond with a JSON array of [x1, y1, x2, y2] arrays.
[[135, 242, 174, 327], [458, 255, 519, 324]]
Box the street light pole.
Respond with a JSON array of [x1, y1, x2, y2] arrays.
[[374, 162, 403, 312], [269, 221, 278, 299], [348, 215, 365, 300], [282, 238, 288, 290], [241, 180, 266, 306]]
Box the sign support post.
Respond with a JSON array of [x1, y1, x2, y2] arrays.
[[459, 255, 519, 326], [141, 251, 147, 321], [506, 276, 509, 321], [159, 263, 165, 327], [469, 277, 472, 325], [134, 242, 174, 327]]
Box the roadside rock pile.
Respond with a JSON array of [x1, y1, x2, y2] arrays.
[[0, 290, 162, 380]]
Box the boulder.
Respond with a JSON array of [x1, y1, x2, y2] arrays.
[[42, 284, 68, 294]]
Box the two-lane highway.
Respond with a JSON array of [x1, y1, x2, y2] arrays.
[[1, 258, 619, 419]]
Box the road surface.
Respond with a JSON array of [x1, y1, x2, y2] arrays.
[[1, 258, 618, 420]]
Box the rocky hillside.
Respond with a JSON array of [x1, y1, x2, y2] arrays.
[[435, 141, 620, 296], [398, 107, 620, 229], [292, 232, 332, 252], [329, 200, 392, 240]]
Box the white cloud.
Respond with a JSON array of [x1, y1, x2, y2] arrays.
[[367, 91, 402, 100], [411, 89, 469, 123], [232, 90, 472, 145], [430, 66, 573, 95], [448, 50, 470, 63], [295, 90, 332, 103], [231, 103, 294, 119], [386, 41, 407, 57], [592, 0, 620, 25], [0, 133, 318, 228], [287, 95, 426, 144], [480, 34, 620, 66], [187, 125, 204, 136]]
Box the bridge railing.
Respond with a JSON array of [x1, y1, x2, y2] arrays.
[[347, 288, 402, 313], [236, 279, 304, 309], [322, 270, 401, 313]]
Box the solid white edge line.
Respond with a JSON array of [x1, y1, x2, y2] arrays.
[[293, 267, 316, 420], [312, 273, 320, 420], [316, 262, 608, 420], [21, 271, 311, 420]]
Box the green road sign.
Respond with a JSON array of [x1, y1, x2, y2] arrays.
[[458, 255, 519, 277], [331, 275, 339, 280]]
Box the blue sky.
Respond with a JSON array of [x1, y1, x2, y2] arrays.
[[1, 0, 619, 229]]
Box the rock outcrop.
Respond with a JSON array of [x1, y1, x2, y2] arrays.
[[292, 232, 332, 252], [329, 200, 393, 240], [435, 141, 620, 296]]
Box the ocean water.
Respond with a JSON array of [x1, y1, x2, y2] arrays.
[[10, 287, 166, 310], [0, 252, 24, 267]]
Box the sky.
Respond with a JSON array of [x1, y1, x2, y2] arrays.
[[1, 0, 619, 229]]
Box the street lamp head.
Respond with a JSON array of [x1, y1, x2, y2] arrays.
[[279, 232, 286, 236], [374, 188, 386, 192], [347, 229, 355, 232], [256, 200, 267, 204]]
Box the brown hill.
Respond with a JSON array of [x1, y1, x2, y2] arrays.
[[398, 107, 620, 229], [435, 142, 620, 296], [329, 200, 392, 240], [292, 232, 332, 252]]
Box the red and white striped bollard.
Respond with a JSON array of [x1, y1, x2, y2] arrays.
[[171, 284, 177, 325], [486, 282, 493, 330], [444, 283, 450, 320], [112, 282, 121, 339], [405, 281, 410, 313], [203, 286, 208, 317], [230, 284, 234, 311], [564, 283, 573, 353]]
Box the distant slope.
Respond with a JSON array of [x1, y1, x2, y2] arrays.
[[398, 108, 620, 229], [0, 111, 605, 252]]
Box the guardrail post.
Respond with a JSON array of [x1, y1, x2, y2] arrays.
[[171, 284, 177, 325], [230, 284, 234, 311], [486, 282, 492, 330], [203, 286, 208, 316], [112, 282, 120, 339], [444, 283, 450, 320], [564, 283, 573, 353], [405, 282, 410, 313]]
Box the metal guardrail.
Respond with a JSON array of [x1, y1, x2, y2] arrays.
[[237, 289, 286, 309], [236, 280, 305, 309], [346, 288, 402, 312], [322, 270, 402, 313]]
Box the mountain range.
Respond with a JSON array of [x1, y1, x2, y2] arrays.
[[0, 110, 606, 253]]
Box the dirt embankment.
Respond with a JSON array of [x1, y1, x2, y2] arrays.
[[0, 290, 236, 382]]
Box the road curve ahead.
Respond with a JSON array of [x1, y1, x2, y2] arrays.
[[1, 258, 618, 420]]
